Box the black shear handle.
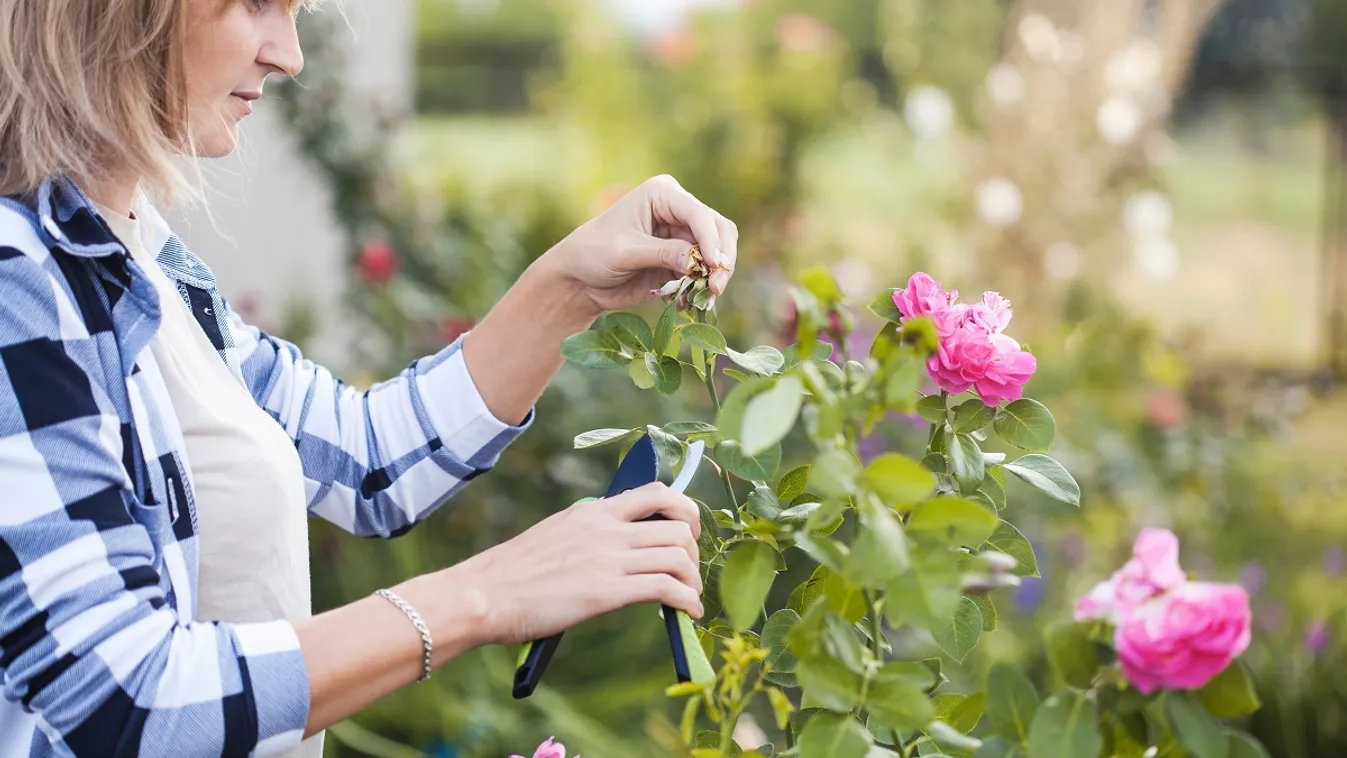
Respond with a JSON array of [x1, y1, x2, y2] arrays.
[[512, 513, 691, 699]]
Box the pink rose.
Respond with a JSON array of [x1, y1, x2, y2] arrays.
[[895, 272, 1037, 405], [1075, 528, 1187, 624], [973, 333, 1036, 405], [509, 737, 568, 758], [893, 273, 961, 336], [927, 321, 995, 395], [1116, 582, 1252, 694], [969, 292, 1013, 333]]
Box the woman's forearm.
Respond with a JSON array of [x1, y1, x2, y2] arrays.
[[293, 568, 487, 736], [461, 254, 595, 426]]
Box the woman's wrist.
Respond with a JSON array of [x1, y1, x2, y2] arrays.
[[530, 241, 605, 323], [391, 568, 491, 666]]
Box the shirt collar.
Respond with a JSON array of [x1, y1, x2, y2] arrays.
[[34, 175, 130, 258]]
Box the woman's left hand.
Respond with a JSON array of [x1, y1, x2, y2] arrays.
[[539, 174, 738, 316]]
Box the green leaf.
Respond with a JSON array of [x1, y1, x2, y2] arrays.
[[822, 566, 869, 623], [870, 322, 902, 364], [644, 353, 683, 395], [934, 597, 983, 662], [984, 522, 1039, 578], [798, 656, 866, 713], [1167, 692, 1229, 758], [742, 377, 804, 456], [850, 505, 910, 587], [1002, 455, 1080, 506], [1044, 622, 1102, 690], [823, 612, 869, 674], [934, 692, 986, 733], [992, 399, 1056, 452], [802, 266, 844, 302], [747, 486, 783, 521], [664, 328, 683, 358], [917, 395, 947, 423], [868, 289, 902, 322], [976, 474, 1006, 511], [1226, 730, 1272, 758], [778, 465, 812, 501], [972, 736, 1022, 758], [884, 356, 925, 413], [561, 330, 627, 368], [986, 663, 1039, 744], [717, 441, 781, 482], [812, 449, 863, 498], [885, 551, 961, 632], [653, 304, 677, 353], [727, 345, 786, 375], [574, 428, 635, 449], [901, 317, 939, 353], [604, 311, 653, 351], [717, 377, 774, 441], [971, 595, 997, 631], [678, 322, 728, 355], [949, 434, 986, 490], [719, 541, 780, 631], [865, 454, 936, 509], [1197, 661, 1261, 719], [953, 399, 996, 434], [628, 356, 656, 389], [763, 609, 800, 675], [799, 712, 872, 758], [768, 686, 795, 730], [866, 671, 935, 732], [646, 424, 684, 469], [908, 498, 999, 546], [1026, 692, 1102, 758], [784, 340, 834, 368], [796, 533, 849, 574], [664, 420, 719, 436], [788, 569, 827, 615], [926, 719, 983, 752]]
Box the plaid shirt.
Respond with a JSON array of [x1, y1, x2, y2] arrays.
[[0, 176, 531, 757]]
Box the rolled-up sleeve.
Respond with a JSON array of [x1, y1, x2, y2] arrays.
[[227, 303, 531, 539]]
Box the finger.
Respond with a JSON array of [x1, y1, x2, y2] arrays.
[[710, 214, 738, 294], [625, 520, 699, 566], [623, 546, 703, 594], [646, 175, 723, 267], [611, 483, 701, 538], [620, 574, 704, 619]]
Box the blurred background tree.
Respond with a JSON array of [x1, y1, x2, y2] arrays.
[[274, 1, 1347, 755]]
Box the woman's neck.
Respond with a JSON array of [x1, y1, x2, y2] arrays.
[[76, 165, 141, 216]]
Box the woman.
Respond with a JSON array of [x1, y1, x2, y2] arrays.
[[0, 1, 736, 756]]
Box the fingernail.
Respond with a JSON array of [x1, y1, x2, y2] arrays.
[[712, 271, 729, 293]]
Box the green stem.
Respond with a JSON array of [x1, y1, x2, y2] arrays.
[[699, 313, 741, 514], [864, 589, 884, 661], [719, 706, 740, 753]]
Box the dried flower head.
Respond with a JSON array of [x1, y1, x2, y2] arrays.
[[653, 244, 717, 311]]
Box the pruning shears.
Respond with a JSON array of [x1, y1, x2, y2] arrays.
[[512, 434, 716, 699]]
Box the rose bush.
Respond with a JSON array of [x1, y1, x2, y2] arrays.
[[560, 269, 1269, 758]]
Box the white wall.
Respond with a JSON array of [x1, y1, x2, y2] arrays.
[[166, 1, 414, 372]]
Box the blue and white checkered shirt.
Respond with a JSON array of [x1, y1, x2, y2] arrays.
[[0, 176, 531, 757]]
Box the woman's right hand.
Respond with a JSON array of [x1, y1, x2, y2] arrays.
[[445, 483, 705, 647]]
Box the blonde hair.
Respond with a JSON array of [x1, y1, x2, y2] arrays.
[[0, 0, 319, 204]]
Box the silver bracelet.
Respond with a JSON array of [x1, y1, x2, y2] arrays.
[[374, 588, 433, 683]]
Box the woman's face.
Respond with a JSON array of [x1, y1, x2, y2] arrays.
[[182, 0, 304, 158]]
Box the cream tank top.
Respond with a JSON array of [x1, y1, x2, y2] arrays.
[[98, 203, 322, 758]]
